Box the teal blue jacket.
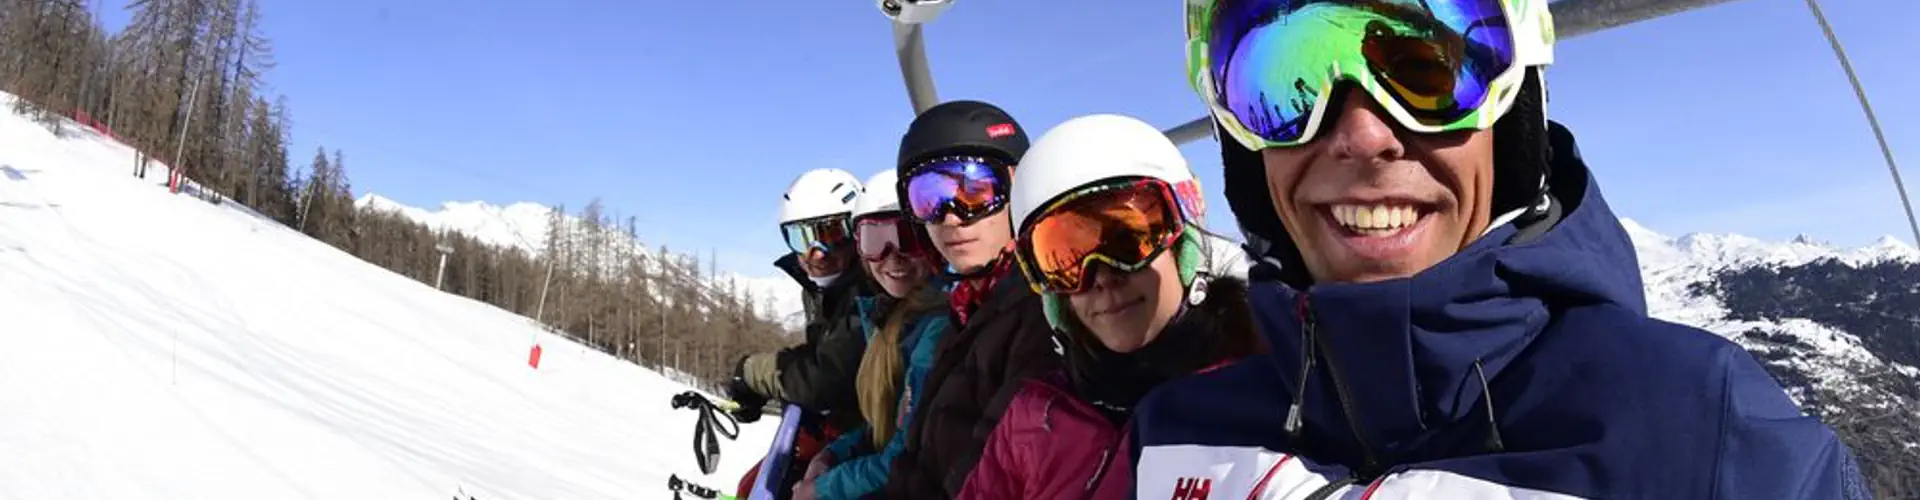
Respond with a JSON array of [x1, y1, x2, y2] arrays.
[[815, 293, 949, 500]]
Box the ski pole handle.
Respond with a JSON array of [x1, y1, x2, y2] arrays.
[[671, 390, 743, 412]]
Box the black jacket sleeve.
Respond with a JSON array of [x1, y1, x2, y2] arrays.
[[943, 301, 1061, 497], [772, 288, 867, 413]]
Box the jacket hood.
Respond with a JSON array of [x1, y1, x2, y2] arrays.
[[1065, 277, 1262, 422], [775, 253, 813, 292], [775, 252, 868, 296], [1250, 124, 1649, 472], [854, 293, 898, 340]]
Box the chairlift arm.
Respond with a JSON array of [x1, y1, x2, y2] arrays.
[[895, 23, 941, 115]]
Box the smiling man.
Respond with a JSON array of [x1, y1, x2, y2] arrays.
[[1129, 0, 1869, 498]]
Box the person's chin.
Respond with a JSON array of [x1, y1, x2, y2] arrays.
[[1095, 328, 1149, 354], [945, 247, 988, 272]]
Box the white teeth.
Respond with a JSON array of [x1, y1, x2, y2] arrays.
[[1332, 204, 1421, 231]]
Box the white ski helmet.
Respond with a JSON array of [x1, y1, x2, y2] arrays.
[[780, 168, 863, 224], [851, 169, 902, 221], [1009, 113, 1204, 233], [1011, 114, 1224, 332]]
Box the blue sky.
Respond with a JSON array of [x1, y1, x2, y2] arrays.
[[99, 0, 1918, 278]]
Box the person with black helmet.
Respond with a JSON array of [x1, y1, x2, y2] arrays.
[[875, 100, 1063, 500], [1129, 0, 1869, 498]]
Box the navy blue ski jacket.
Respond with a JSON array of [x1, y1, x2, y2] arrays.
[[1130, 130, 1870, 499]]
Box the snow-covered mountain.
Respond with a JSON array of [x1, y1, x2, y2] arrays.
[[354, 194, 807, 332], [1622, 218, 1919, 393], [1622, 217, 1917, 323]]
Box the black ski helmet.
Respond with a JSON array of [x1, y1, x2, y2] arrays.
[[896, 100, 1030, 172]]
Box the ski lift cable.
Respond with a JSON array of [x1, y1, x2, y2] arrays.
[[1800, 0, 1920, 248]]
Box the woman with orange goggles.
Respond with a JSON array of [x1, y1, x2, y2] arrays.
[[955, 114, 1262, 499]]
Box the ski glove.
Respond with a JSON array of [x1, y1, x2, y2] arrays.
[[740, 351, 784, 399], [729, 354, 776, 422]]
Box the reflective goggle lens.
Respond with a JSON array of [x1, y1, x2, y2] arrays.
[[1196, 0, 1515, 147], [855, 215, 929, 263], [781, 215, 853, 254], [1018, 180, 1183, 294], [902, 156, 1010, 224]]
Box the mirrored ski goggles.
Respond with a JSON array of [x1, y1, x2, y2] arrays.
[[901, 156, 1012, 224], [1015, 179, 1185, 294], [855, 214, 932, 263], [781, 214, 854, 255], [1188, 0, 1529, 150]]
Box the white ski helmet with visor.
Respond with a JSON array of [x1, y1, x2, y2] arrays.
[[779, 168, 862, 255], [1008, 114, 1221, 331]]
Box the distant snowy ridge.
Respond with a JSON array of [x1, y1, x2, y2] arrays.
[[1620, 217, 1918, 413], [1621, 217, 1917, 324], [355, 194, 806, 332], [357, 194, 556, 252]]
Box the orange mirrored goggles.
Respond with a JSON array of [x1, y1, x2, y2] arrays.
[[1015, 179, 1185, 294]]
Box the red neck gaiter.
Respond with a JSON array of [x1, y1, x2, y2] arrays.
[[949, 246, 1017, 325]]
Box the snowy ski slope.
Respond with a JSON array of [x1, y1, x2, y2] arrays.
[[0, 95, 777, 499]]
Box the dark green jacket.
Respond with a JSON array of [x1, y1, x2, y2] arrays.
[[758, 254, 870, 430]]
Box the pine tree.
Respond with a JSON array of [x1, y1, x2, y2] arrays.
[[297, 147, 329, 236]]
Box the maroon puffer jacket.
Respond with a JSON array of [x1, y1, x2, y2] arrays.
[[955, 371, 1133, 500], [953, 277, 1262, 500]]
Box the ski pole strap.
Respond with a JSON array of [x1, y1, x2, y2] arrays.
[[671, 390, 741, 475], [668, 474, 736, 500]]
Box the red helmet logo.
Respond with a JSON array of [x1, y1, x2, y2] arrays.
[[986, 123, 1016, 139]]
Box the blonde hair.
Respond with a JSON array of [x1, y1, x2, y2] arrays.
[[854, 284, 944, 448]]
